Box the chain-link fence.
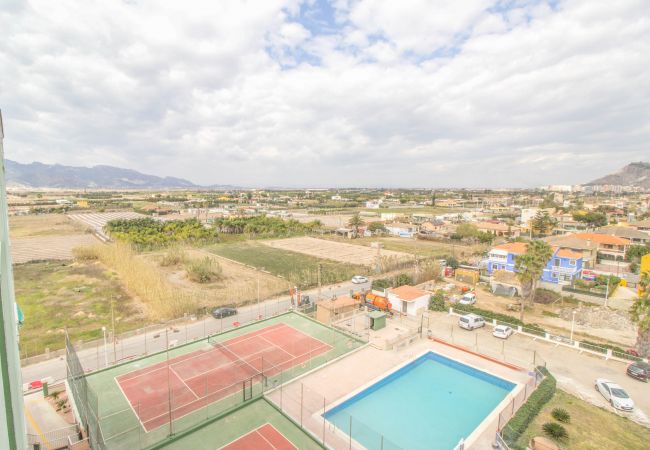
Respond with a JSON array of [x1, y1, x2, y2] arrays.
[[265, 382, 403, 450], [67, 311, 367, 450]]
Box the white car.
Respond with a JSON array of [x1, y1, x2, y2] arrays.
[[351, 275, 369, 284], [458, 314, 485, 330], [492, 325, 513, 339], [459, 292, 476, 305], [595, 379, 634, 411]]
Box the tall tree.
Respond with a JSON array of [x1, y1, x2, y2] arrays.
[[531, 210, 557, 237], [515, 240, 554, 322], [630, 275, 650, 357], [347, 213, 365, 236]]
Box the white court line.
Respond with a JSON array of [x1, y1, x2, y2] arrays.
[[169, 365, 200, 400]]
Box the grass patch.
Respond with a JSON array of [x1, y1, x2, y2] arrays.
[[14, 261, 146, 357], [206, 241, 362, 288], [76, 243, 199, 319], [514, 390, 650, 450]]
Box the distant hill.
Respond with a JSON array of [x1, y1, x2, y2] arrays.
[[5, 159, 198, 189], [586, 162, 650, 188]]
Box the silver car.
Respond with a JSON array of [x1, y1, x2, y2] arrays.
[[595, 378, 634, 411]]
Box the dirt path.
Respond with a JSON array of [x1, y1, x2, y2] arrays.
[[446, 278, 638, 347]]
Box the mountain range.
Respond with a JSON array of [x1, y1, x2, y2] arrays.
[[586, 162, 650, 188], [4, 160, 239, 189]]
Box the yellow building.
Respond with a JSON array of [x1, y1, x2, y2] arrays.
[[639, 253, 650, 295]]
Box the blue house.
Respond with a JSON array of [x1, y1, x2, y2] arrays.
[[487, 242, 583, 285]]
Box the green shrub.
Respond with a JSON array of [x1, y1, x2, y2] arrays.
[[160, 247, 186, 267], [502, 367, 557, 444], [551, 407, 570, 423], [371, 273, 413, 291], [429, 290, 446, 312], [185, 257, 222, 283], [542, 422, 568, 440]]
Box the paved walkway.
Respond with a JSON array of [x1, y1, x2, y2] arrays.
[[24, 391, 77, 449]]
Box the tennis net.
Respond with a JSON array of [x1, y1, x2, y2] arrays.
[[207, 335, 262, 377]]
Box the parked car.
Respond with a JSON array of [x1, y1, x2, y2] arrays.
[[458, 314, 485, 330], [459, 292, 476, 305], [595, 379, 634, 411], [211, 307, 237, 319], [492, 325, 513, 339], [351, 275, 369, 284], [626, 361, 650, 382]]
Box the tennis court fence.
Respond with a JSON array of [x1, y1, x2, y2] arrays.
[[67, 312, 367, 450]]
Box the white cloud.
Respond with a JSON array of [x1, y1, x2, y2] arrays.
[[0, 0, 649, 187]]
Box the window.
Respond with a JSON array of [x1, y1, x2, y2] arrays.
[[553, 259, 560, 267], [552, 273, 558, 279], [569, 260, 576, 266]]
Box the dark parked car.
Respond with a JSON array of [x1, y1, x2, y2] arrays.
[[626, 361, 650, 382], [211, 307, 237, 319]]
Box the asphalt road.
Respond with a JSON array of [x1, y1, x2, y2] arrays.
[[20, 279, 371, 385]]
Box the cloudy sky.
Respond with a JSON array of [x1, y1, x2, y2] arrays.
[[1, 0, 649, 188]]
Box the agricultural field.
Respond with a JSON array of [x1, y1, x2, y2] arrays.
[[205, 241, 364, 288], [14, 260, 146, 357], [320, 235, 487, 261], [144, 248, 288, 308], [11, 234, 99, 264], [514, 390, 650, 450], [9, 214, 89, 238], [263, 236, 411, 266]]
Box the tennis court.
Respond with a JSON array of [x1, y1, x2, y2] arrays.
[[75, 312, 364, 449], [117, 323, 331, 431], [219, 423, 297, 450]]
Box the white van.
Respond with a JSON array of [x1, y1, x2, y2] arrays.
[[458, 313, 485, 330]]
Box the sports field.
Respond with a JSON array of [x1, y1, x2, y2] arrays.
[[79, 312, 363, 450], [160, 399, 321, 450]]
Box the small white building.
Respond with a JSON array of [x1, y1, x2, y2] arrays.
[[385, 223, 416, 238], [387, 285, 430, 316]]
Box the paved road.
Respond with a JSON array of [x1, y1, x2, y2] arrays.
[[21, 279, 371, 385], [427, 312, 650, 427]]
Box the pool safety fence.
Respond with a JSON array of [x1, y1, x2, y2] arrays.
[[265, 381, 403, 450]]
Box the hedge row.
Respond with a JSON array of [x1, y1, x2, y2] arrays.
[[502, 367, 556, 447]]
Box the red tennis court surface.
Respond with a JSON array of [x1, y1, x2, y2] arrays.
[[116, 323, 331, 431], [219, 423, 297, 450]]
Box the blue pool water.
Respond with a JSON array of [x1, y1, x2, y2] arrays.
[[324, 351, 515, 450]]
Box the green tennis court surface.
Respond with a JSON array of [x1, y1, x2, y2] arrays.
[[76, 312, 362, 449], [160, 399, 321, 450]]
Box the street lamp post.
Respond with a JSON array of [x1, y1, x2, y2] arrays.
[[570, 310, 577, 342], [102, 326, 108, 368]]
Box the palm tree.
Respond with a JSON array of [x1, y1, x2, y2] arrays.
[[631, 273, 650, 357], [515, 240, 554, 322], [347, 213, 365, 237]]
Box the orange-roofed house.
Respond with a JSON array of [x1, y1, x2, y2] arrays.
[[486, 241, 584, 286], [387, 285, 430, 316], [572, 232, 630, 266]]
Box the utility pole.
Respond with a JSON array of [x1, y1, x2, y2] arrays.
[[111, 299, 117, 364], [0, 110, 28, 450], [317, 263, 322, 301]]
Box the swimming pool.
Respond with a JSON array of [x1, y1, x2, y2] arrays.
[[324, 351, 516, 450]]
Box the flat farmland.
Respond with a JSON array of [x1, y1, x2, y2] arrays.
[[205, 241, 363, 288], [9, 214, 89, 238], [11, 234, 100, 264], [320, 235, 487, 260], [262, 236, 411, 266]]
